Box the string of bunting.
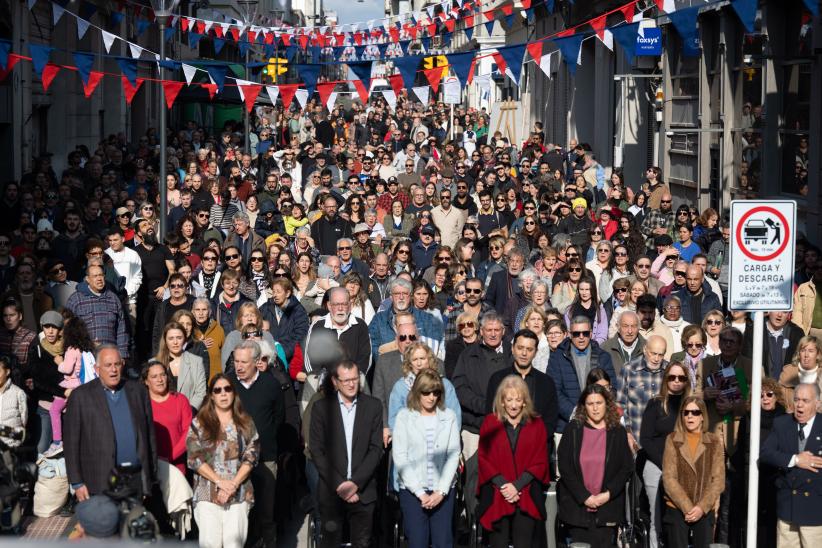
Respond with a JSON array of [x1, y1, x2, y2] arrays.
[[7, 0, 814, 112]]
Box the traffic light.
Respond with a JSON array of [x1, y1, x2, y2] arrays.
[[263, 57, 288, 82]]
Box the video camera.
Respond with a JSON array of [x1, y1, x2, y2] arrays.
[[104, 464, 159, 542]]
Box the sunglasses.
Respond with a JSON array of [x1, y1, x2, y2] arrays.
[[592, 230, 603, 235], [169, 283, 186, 289], [458, 321, 476, 330], [675, 270, 687, 277], [525, 222, 536, 226], [203, 256, 218, 262], [421, 390, 442, 397], [212, 385, 234, 395], [49, 266, 66, 275], [571, 330, 591, 338], [705, 319, 723, 326], [198, 213, 210, 219], [762, 391, 775, 398], [682, 409, 702, 417], [225, 254, 240, 261], [668, 374, 689, 383], [615, 287, 628, 293], [615, 252, 628, 257], [397, 249, 410, 254], [337, 246, 352, 251], [242, 330, 263, 339], [250, 256, 265, 263], [597, 248, 610, 253], [398, 334, 418, 342], [686, 342, 704, 348], [661, 200, 672, 204], [569, 267, 582, 273], [636, 264, 651, 269]]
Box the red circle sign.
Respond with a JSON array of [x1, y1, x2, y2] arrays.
[[735, 206, 790, 261]]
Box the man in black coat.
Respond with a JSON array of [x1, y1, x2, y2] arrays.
[[742, 310, 803, 379], [309, 360, 383, 548], [484, 248, 526, 315], [311, 194, 353, 256], [485, 329, 559, 449], [64, 345, 157, 500]]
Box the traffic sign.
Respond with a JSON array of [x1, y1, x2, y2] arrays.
[[729, 200, 796, 311]]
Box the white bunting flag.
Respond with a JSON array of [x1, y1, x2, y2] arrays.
[[234, 79, 251, 102], [101, 30, 116, 53], [295, 89, 309, 109], [182, 64, 197, 85], [266, 85, 279, 105], [537, 51, 556, 78], [426, 5, 436, 19], [129, 42, 143, 59], [171, 15, 180, 27], [52, 3, 65, 25], [597, 29, 614, 51], [204, 21, 214, 34], [474, 74, 492, 94], [325, 91, 338, 112], [77, 18, 91, 40], [412, 85, 429, 105], [382, 89, 397, 111]]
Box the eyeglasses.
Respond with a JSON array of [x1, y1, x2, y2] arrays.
[[636, 264, 651, 269], [490, 245, 502, 251], [337, 246, 352, 251], [398, 334, 418, 342], [169, 283, 186, 289], [142, 206, 153, 211], [421, 390, 442, 397], [682, 409, 702, 417], [571, 330, 591, 338], [225, 254, 240, 260], [437, 256, 451, 261], [242, 330, 263, 339], [665, 305, 681, 311], [566, 253, 579, 258], [525, 222, 536, 226], [212, 385, 234, 395], [250, 256, 265, 263], [668, 374, 689, 383], [458, 321, 476, 329], [597, 248, 610, 253]]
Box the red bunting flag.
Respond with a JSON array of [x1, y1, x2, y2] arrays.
[[389, 27, 400, 42], [526, 41, 543, 62], [556, 27, 576, 37], [41, 64, 60, 91], [492, 52, 507, 72], [281, 33, 292, 46], [180, 17, 189, 32], [445, 19, 456, 32], [121, 76, 144, 104], [298, 34, 309, 49], [464, 14, 474, 28], [200, 83, 218, 99], [427, 22, 437, 36], [279, 83, 299, 108], [264, 32, 275, 44], [213, 25, 224, 38], [620, 3, 635, 23], [388, 74, 403, 96], [483, 9, 495, 21], [195, 21, 205, 34], [317, 82, 336, 107], [467, 56, 477, 84], [246, 30, 257, 43], [424, 67, 444, 93], [589, 14, 607, 39], [161, 80, 185, 109], [500, 4, 513, 15], [82, 71, 104, 98], [352, 80, 369, 103], [240, 82, 262, 112], [521, 0, 532, 9], [0, 55, 21, 82], [229, 27, 240, 42], [353, 32, 363, 45]]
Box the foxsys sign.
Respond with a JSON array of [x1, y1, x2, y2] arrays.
[[636, 28, 662, 56], [729, 200, 796, 311]]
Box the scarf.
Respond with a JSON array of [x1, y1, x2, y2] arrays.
[[41, 335, 64, 357]]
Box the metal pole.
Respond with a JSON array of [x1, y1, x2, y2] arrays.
[[158, 16, 168, 239], [746, 310, 764, 548], [245, 47, 251, 153]]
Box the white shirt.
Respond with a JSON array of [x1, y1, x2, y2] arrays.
[[105, 247, 143, 304], [338, 392, 358, 479], [789, 414, 817, 467]]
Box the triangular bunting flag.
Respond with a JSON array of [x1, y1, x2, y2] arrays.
[[0, 41, 10, 71], [464, 26, 474, 41], [0, 55, 20, 82], [730, 0, 757, 33], [352, 80, 369, 103], [504, 13, 514, 28], [52, 3, 65, 25], [265, 85, 279, 105], [41, 64, 59, 91], [654, 0, 676, 13], [552, 33, 587, 75], [526, 41, 543, 62], [206, 65, 228, 92], [164, 26, 176, 42], [590, 14, 607, 39], [121, 76, 143, 104], [497, 43, 525, 85], [297, 64, 321, 98], [447, 51, 475, 85], [348, 61, 374, 90], [116, 57, 138, 87], [240, 82, 263, 112], [101, 30, 116, 53], [72, 52, 94, 85], [424, 67, 443, 93], [28, 44, 52, 77], [393, 55, 421, 90], [382, 89, 397, 111], [388, 74, 404, 96], [317, 82, 336, 108], [200, 83, 218, 99], [536, 50, 555, 77], [279, 83, 299, 108], [189, 32, 204, 49], [620, 3, 635, 23], [803, 0, 819, 16], [136, 19, 150, 36], [610, 22, 641, 64], [412, 85, 429, 105], [598, 30, 614, 50], [668, 5, 701, 57], [325, 91, 338, 112], [182, 63, 197, 85], [129, 42, 142, 59], [77, 18, 90, 40], [161, 80, 185, 109], [484, 20, 495, 35], [82, 71, 103, 98], [294, 88, 309, 109], [213, 38, 226, 55]]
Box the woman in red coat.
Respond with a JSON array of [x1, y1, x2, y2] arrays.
[[478, 375, 550, 548]]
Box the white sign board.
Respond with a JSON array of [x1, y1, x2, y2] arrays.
[[729, 200, 796, 311], [442, 77, 461, 104]]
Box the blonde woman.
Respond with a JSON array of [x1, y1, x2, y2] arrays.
[[519, 306, 550, 373], [701, 310, 725, 357], [780, 335, 822, 409]]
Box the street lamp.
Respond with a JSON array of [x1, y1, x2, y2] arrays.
[[150, 0, 179, 239], [237, 0, 259, 153]]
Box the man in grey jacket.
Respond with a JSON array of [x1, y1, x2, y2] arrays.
[[707, 221, 730, 306]]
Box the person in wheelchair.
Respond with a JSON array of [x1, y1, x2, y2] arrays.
[[478, 375, 550, 548], [392, 369, 461, 548]]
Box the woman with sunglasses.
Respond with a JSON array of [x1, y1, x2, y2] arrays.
[[603, 277, 631, 324], [701, 310, 725, 357], [392, 369, 461, 548], [658, 296, 689, 354], [390, 242, 415, 275], [585, 240, 612, 290], [151, 273, 196, 354], [187, 374, 260, 548], [661, 396, 725, 548], [640, 362, 692, 548], [597, 244, 632, 304], [155, 321, 207, 410], [551, 259, 588, 314], [669, 325, 708, 391], [514, 215, 544, 255], [557, 383, 632, 546], [138, 201, 160, 234], [445, 312, 477, 378], [344, 194, 365, 226], [247, 250, 272, 299]]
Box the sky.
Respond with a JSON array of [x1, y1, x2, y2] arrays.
[[325, 0, 384, 24]]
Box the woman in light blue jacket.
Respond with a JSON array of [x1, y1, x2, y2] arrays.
[[392, 370, 461, 548]]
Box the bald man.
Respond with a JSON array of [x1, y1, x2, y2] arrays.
[[617, 334, 669, 446]]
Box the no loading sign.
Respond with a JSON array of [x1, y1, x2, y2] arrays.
[[735, 206, 790, 261]]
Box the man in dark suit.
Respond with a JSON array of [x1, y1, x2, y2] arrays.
[[64, 345, 157, 501], [309, 360, 383, 548], [743, 310, 803, 378], [761, 383, 822, 546], [485, 329, 558, 447]]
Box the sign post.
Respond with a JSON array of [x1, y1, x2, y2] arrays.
[[729, 200, 796, 548]]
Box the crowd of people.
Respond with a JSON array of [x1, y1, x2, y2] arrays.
[[0, 91, 820, 548]]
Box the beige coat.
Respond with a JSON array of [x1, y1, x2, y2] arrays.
[[794, 280, 818, 335], [779, 363, 822, 413], [662, 430, 725, 514]]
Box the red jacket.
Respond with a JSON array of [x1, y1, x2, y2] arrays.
[[477, 413, 550, 530]]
